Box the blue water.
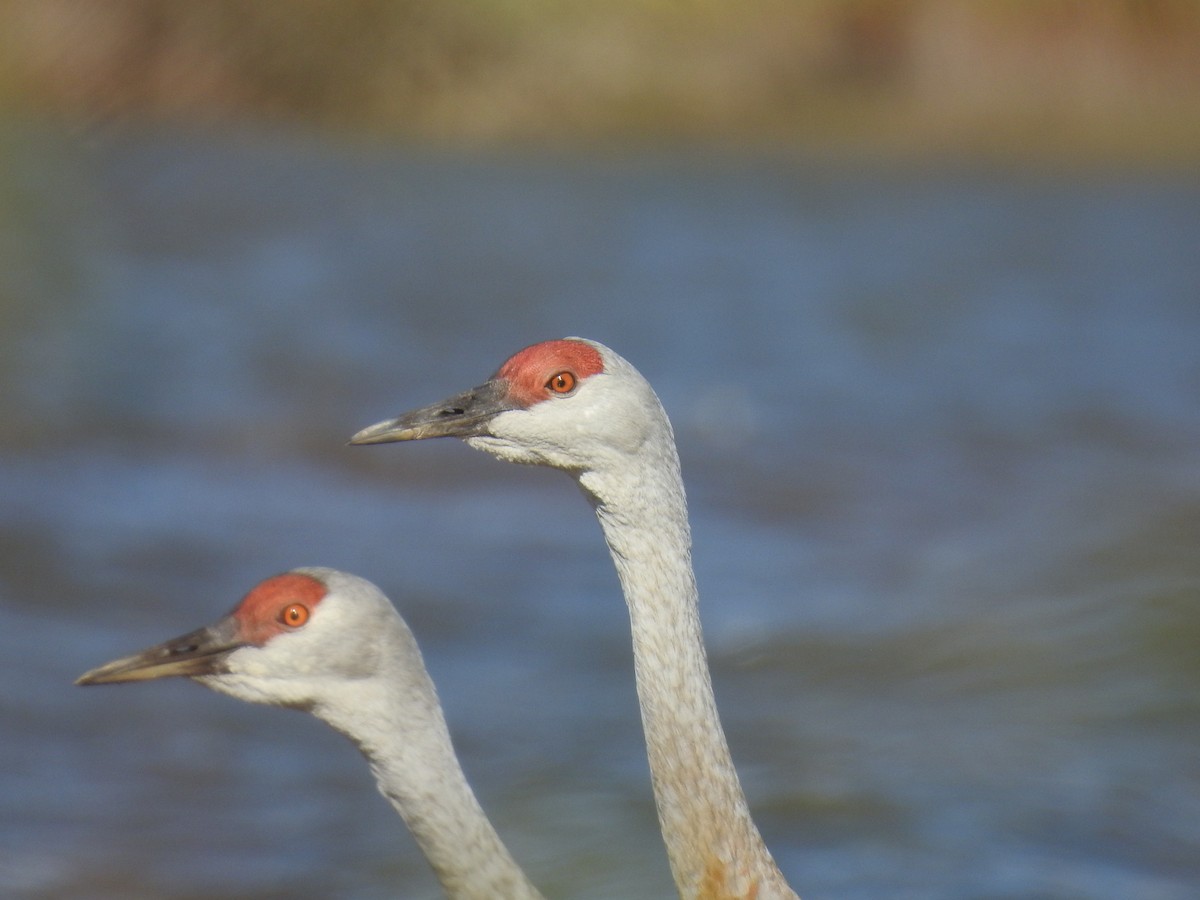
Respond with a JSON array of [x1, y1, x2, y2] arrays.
[[1, 126, 1198, 898]]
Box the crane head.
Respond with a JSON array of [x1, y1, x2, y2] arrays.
[[76, 568, 401, 709], [351, 338, 673, 475]]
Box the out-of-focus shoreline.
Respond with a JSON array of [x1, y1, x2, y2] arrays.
[[0, 1, 1197, 167]]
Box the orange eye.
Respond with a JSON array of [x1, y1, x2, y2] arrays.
[[281, 603, 309, 628], [547, 371, 576, 394]]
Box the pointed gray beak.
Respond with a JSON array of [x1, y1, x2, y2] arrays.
[[349, 379, 513, 445], [77, 617, 244, 686]]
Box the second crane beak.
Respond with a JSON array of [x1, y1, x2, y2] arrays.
[[76, 617, 244, 686], [349, 379, 513, 444]]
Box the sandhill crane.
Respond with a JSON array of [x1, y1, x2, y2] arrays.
[[77, 567, 545, 900], [352, 338, 800, 900]]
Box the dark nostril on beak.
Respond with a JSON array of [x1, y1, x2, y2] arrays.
[[440, 408, 465, 417]]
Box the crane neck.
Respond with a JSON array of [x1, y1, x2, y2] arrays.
[[314, 651, 544, 900], [578, 447, 797, 900]]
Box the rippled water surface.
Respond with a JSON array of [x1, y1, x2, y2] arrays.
[[1, 127, 1198, 898]]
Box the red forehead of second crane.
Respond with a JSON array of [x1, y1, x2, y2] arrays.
[[495, 339, 605, 407], [232, 572, 327, 645]]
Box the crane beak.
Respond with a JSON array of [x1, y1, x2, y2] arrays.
[[349, 379, 513, 444], [76, 616, 245, 686]]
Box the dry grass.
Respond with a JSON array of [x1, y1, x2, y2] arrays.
[[0, 0, 1197, 163]]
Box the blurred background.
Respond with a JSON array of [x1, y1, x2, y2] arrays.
[[2, 0, 1200, 159], [1, 2, 1198, 898]]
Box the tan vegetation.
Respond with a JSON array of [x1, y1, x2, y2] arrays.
[[0, 0, 1197, 162]]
